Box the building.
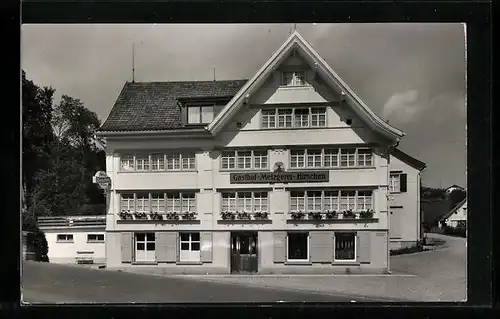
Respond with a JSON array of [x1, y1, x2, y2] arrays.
[[388, 149, 426, 250], [97, 31, 415, 274], [37, 215, 106, 264], [445, 184, 465, 195], [440, 199, 467, 229]]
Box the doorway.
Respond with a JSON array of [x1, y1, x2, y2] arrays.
[[230, 232, 258, 274]]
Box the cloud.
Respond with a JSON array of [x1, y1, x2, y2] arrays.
[[382, 90, 421, 123]]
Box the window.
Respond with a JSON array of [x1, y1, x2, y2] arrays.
[[135, 233, 155, 262], [167, 193, 196, 212], [120, 194, 135, 211], [334, 232, 356, 261], [182, 152, 196, 170], [135, 154, 150, 171], [87, 234, 104, 243], [166, 153, 181, 170], [340, 149, 356, 167], [237, 151, 252, 169], [287, 233, 309, 261], [136, 194, 150, 213], [187, 105, 214, 124], [151, 153, 165, 171], [311, 108, 326, 127], [290, 150, 306, 168], [357, 191, 373, 210], [290, 191, 306, 212], [278, 109, 293, 128], [307, 191, 322, 212], [323, 191, 339, 211], [324, 149, 339, 167], [282, 71, 306, 87], [151, 193, 165, 213], [180, 232, 200, 262], [261, 109, 276, 128], [121, 154, 134, 171], [357, 149, 373, 167], [340, 190, 356, 211], [57, 234, 73, 242], [221, 150, 268, 170], [306, 149, 322, 168], [294, 108, 310, 127], [389, 173, 401, 192], [222, 191, 268, 213]]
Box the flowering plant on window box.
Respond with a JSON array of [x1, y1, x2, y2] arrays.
[[119, 210, 133, 220], [220, 211, 236, 220], [290, 211, 305, 220], [359, 209, 375, 219], [182, 211, 197, 220], [150, 212, 163, 220], [308, 212, 323, 220], [342, 210, 356, 219], [325, 210, 338, 220], [134, 212, 148, 220], [166, 212, 180, 220], [253, 211, 269, 220], [237, 211, 251, 220]]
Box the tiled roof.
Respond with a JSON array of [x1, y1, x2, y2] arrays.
[[440, 198, 467, 221], [390, 148, 426, 171], [99, 80, 248, 132]]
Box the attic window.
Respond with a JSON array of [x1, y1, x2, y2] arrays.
[[188, 105, 214, 124], [282, 71, 306, 87], [346, 119, 352, 125]]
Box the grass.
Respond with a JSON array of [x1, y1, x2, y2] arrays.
[[390, 245, 429, 256]]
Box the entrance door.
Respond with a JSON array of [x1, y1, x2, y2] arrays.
[[230, 232, 258, 274], [389, 207, 403, 239]]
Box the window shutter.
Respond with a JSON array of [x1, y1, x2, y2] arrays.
[[121, 232, 133, 263], [310, 231, 333, 263], [356, 232, 361, 261], [400, 173, 408, 192], [273, 231, 286, 263], [359, 231, 371, 263], [200, 232, 213, 263], [176, 232, 180, 262], [154, 232, 176, 262]]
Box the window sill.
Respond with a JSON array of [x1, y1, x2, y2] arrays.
[[217, 219, 272, 225], [284, 261, 312, 266], [117, 170, 197, 174], [288, 166, 376, 171], [86, 241, 105, 244], [219, 169, 270, 173], [131, 261, 158, 265], [287, 218, 379, 224], [259, 126, 328, 131], [176, 261, 203, 265], [56, 241, 74, 243], [278, 85, 312, 90], [332, 261, 360, 266], [117, 219, 201, 224]]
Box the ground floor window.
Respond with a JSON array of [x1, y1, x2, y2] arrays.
[[57, 234, 74, 243], [287, 232, 309, 261], [334, 232, 356, 261], [135, 233, 155, 262], [87, 234, 104, 243], [180, 232, 201, 262]]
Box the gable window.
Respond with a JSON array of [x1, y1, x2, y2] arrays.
[[261, 108, 326, 129], [87, 234, 105, 243], [180, 232, 200, 262], [389, 172, 407, 193], [221, 150, 269, 170], [306, 149, 322, 168], [357, 149, 373, 166], [187, 105, 214, 124], [221, 191, 268, 213], [282, 71, 306, 87], [278, 109, 293, 128], [120, 194, 135, 211], [287, 233, 309, 261], [57, 234, 74, 243], [261, 109, 276, 128], [311, 108, 326, 127], [340, 149, 356, 167], [324, 149, 339, 167], [294, 108, 310, 127], [334, 232, 356, 261]]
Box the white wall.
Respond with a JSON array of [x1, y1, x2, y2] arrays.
[[43, 227, 106, 264]]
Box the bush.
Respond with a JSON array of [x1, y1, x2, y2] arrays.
[[443, 225, 466, 237], [23, 216, 49, 262]]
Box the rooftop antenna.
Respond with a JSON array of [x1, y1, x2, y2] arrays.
[[213, 67, 216, 81], [132, 43, 135, 83]]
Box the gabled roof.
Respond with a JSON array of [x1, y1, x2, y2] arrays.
[[440, 198, 467, 221], [390, 148, 427, 171], [445, 184, 465, 191], [99, 80, 248, 132], [207, 31, 405, 143]]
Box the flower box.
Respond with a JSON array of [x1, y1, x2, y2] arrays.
[[308, 212, 322, 220], [325, 210, 338, 220], [133, 212, 148, 220], [237, 211, 251, 220], [119, 210, 133, 220], [182, 211, 197, 220], [290, 211, 305, 220], [220, 211, 236, 220], [166, 212, 180, 220], [150, 212, 163, 221], [359, 210, 375, 219], [342, 210, 356, 219], [253, 211, 269, 220]]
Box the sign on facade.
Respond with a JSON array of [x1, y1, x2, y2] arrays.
[[230, 171, 329, 184], [93, 171, 111, 190]]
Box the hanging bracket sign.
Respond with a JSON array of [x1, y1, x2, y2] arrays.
[[93, 171, 111, 190]]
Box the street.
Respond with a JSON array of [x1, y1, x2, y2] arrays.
[[22, 261, 367, 303]]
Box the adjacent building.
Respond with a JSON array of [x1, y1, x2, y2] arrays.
[[97, 31, 421, 274], [388, 149, 426, 250], [440, 199, 467, 229], [38, 215, 106, 264]]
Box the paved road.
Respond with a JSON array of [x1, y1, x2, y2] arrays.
[[22, 261, 364, 303]]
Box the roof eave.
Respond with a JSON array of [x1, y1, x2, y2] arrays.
[[96, 128, 210, 138]]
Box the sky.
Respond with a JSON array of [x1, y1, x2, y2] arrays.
[[21, 23, 466, 189]]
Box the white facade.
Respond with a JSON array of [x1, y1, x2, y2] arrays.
[[442, 200, 467, 228], [98, 31, 412, 274], [38, 216, 106, 264]]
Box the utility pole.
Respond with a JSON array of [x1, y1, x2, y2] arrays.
[[132, 43, 135, 83]]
